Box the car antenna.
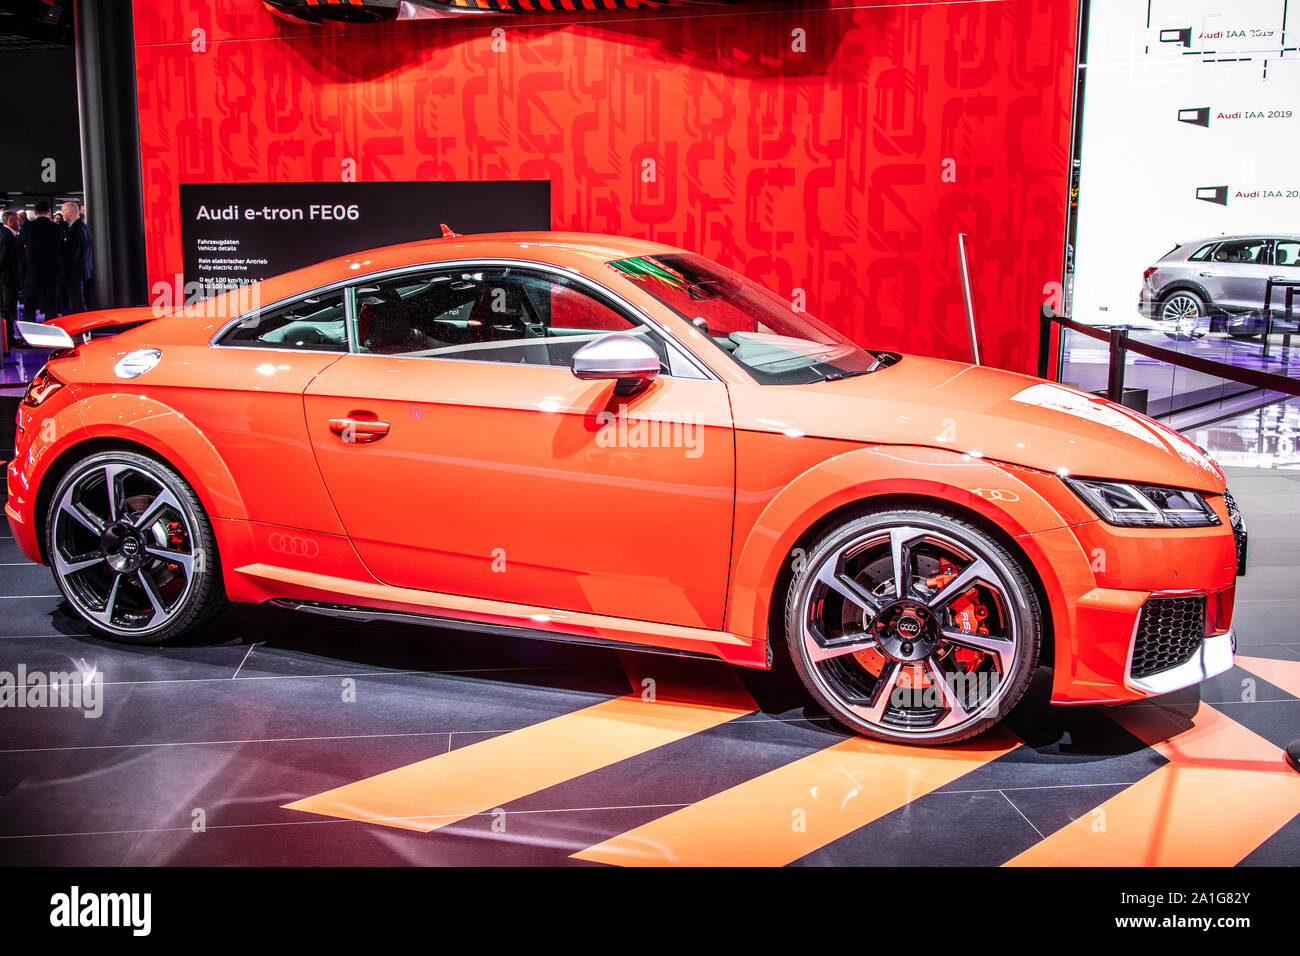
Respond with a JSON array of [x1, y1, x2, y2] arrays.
[[440, 223, 461, 239]]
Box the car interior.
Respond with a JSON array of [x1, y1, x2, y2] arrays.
[[221, 269, 672, 370], [1211, 240, 1268, 263], [222, 292, 350, 351], [353, 270, 669, 369]]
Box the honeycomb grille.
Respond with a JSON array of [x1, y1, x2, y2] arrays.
[[1131, 596, 1207, 679], [1224, 488, 1248, 575]]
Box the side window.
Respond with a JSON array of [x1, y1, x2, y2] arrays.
[[1211, 239, 1268, 264], [351, 267, 671, 371], [1187, 244, 1216, 261], [1274, 240, 1300, 267], [221, 290, 348, 351]]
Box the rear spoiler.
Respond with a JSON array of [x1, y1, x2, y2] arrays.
[[16, 306, 161, 349]]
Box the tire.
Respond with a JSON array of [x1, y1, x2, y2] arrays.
[[44, 450, 227, 644], [785, 508, 1041, 745], [1158, 290, 1209, 340]]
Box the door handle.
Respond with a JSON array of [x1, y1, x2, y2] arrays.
[[1198, 272, 1216, 277], [328, 417, 390, 443]]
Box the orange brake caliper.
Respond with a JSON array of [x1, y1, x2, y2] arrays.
[[925, 560, 989, 673]]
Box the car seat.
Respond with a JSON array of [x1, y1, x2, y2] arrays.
[[468, 284, 548, 363], [363, 298, 434, 354]]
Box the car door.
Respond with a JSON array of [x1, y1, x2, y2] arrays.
[[1269, 239, 1300, 326], [175, 287, 351, 535], [1202, 237, 1272, 313], [302, 262, 736, 630]]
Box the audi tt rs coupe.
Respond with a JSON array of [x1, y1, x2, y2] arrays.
[[10, 233, 1245, 744]]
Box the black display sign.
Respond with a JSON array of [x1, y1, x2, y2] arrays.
[[179, 180, 550, 292]]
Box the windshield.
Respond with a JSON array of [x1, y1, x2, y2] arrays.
[[609, 253, 886, 384]]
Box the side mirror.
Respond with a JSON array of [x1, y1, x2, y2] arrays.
[[571, 332, 660, 395]]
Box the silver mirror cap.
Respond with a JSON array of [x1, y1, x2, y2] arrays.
[[571, 332, 661, 394], [15, 321, 76, 350]]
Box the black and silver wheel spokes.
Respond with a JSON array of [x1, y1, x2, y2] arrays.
[[51, 463, 197, 632], [802, 527, 1020, 737]]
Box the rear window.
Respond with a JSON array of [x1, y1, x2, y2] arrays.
[[220, 290, 348, 351]]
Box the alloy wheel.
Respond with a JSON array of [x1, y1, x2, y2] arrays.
[[794, 521, 1031, 742], [1160, 294, 1205, 338], [50, 461, 199, 635]]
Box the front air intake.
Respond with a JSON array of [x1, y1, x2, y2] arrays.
[[1130, 596, 1207, 680]]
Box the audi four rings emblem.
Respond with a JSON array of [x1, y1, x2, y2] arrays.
[[268, 533, 319, 558], [897, 618, 922, 637], [971, 488, 1021, 502]]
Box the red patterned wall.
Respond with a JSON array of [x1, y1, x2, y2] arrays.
[[133, 0, 1077, 372]]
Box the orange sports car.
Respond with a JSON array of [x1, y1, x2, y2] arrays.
[[9, 233, 1244, 744]]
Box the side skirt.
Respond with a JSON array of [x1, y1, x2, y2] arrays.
[[269, 599, 719, 662], [228, 561, 769, 668]]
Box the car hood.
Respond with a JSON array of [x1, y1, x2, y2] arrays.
[[729, 354, 1225, 493]]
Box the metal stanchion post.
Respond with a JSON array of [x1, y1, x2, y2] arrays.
[[1038, 306, 1053, 379], [1106, 327, 1128, 404]]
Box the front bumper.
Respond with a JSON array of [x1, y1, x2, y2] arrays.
[[1127, 630, 1235, 696], [1024, 476, 1240, 706]]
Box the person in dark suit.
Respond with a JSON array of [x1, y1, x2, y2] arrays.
[[20, 201, 64, 321], [0, 210, 22, 349], [61, 202, 92, 316]]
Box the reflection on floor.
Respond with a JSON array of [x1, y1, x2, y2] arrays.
[[0, 469, 1296, 866], [1061, 329, 1299, 427], [1190, 398, 1300, 470]]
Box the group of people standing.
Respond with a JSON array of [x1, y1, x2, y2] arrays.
[[0, 200, 93, 351]]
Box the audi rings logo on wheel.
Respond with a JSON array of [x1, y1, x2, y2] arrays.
[[896, 617, 923, 638], [268, 533, 320, 559]]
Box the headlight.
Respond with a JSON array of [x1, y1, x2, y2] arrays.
[[1064, 477, 1221, 528]]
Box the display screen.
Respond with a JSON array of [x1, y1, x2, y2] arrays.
[[179, 180, 550, 295]]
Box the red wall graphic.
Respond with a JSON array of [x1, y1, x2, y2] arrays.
[[133, 0, 1077, 372]]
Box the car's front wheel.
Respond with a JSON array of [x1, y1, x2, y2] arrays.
[[45, 450, 226, 644], [785, 509, 1041, 745]]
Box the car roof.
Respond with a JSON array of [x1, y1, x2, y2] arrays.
[[279, 231, 685, 288], [1176, 233, 1300, 249]]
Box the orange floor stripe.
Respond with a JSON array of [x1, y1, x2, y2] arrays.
[[1006, 702, 1300, 866], [282, 656, 756, 832], [1236, 655, 1300, 700], [573, 731, 1019, 866]]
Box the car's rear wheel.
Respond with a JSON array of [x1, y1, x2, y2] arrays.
[[45, 450, 226, 644], [1159, 291, 1209, 339], [785, 509, 1041, 745]]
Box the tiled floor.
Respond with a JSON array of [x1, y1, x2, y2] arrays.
[[0, 470, 1296, 866]]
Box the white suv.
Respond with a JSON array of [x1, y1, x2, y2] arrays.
[[1140, 234, 1300, 339]]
